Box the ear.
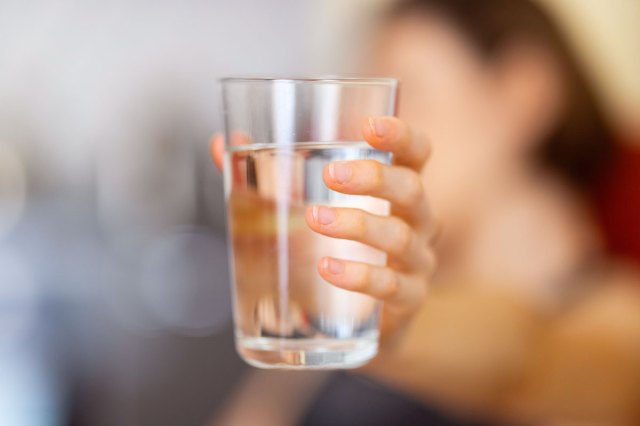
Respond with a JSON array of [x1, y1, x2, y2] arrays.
[[494, 41, 566, 148]]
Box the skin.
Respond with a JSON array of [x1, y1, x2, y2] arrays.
[[211, 116, 437, 340], [210, 14, 640, 425]]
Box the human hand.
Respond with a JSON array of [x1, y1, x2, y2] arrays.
[[210, 117, 438, 347]]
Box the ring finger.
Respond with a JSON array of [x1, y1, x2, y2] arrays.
[[317, 257, 427, 310]]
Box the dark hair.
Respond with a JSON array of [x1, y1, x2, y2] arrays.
[[386, 0, 615, 193]]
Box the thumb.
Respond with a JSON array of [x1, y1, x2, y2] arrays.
[[209, 133, 225, 171]]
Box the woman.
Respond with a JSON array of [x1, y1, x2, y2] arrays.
[[210, 0, 640, 424]]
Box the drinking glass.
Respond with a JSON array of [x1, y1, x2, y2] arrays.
[[221, 77, 398, 369]]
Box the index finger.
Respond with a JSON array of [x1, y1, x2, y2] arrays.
[[362, 116, 431, 170]]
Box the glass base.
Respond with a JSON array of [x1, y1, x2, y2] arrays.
[[236, 337, 378, 370]]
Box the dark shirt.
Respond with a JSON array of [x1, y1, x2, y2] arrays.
[[300, 372, 496, 426]]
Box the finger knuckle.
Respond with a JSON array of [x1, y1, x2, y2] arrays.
[[399, 171, 424, 206], [365, 160, 385, 191], [353, 265, 372, 290], [350, 210, 369, 238], [402, 276, 428, 309], [406, 128, 431, 168], [415, 248, 437, 279], [392, 219, 413, 254], [381, 270, 399, 298]]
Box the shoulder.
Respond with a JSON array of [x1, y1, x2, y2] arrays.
[[465, 175, 602, 305]]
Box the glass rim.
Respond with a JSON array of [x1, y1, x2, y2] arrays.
[[220, 76, 398, 86]]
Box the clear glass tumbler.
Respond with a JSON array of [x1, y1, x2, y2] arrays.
[[221, 77, 398, 369]]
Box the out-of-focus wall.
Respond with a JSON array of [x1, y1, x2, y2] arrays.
[[540, 0, 640, 137], [0, 0, 313, 196], [0, 1, 318, 425]]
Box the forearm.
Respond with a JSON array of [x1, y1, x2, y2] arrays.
[[360, 282, 640, 424], [503, 282, 640, 424], [359, 284, 544, 419]]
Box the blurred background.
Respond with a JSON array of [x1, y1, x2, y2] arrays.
[[0, 1, 638, 425]]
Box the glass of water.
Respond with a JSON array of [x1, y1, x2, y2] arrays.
[[221, 77, 398, 369]]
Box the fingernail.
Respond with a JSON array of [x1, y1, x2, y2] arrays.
[[312, 206, 335, 225], [323, 258, 344, 275], [369, 117, 388, 138], [328, 162, 352, 184]]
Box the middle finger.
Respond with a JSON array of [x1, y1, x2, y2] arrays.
[[322, 159, 432, 223], [305, 206, 429, 271]]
